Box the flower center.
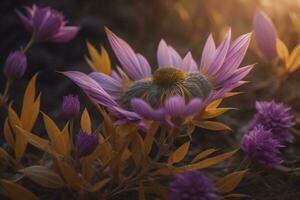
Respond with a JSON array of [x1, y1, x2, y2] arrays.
[[152, 67, 187, 86], [119, 67, 212, 109]]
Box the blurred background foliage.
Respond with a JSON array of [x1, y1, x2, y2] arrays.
[[1, 0, 300, 198]]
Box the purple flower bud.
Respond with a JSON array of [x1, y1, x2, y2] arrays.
[[4, 51, 27, 79], [62, 95, 80, 119], [249, 101, 295, 144], [16, 4, 79, 43], [253, 10, 278, 59], [241, 125, 283, 167], [75, 130, 99, 156], [168, 171, 218, 200]]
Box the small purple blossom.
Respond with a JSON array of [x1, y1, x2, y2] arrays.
[[168, 171, 218, 200], [62, 95, 80, 119], [241, 125, 283, 167], [16, 4, 79, 43], [249, 101, 295, 144], [4, 51, 27, 79], [75, 130, 99, 156], [253, 10, 278, 59]]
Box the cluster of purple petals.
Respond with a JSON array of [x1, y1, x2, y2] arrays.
[[62, 95, 80, 119], [168, 171, 218, 200], [249, 101, 295, 144], [241, 125, 283, 167], [4, 51, 27, 79], [75, 130, 99, 156], [16, 4, 79, 43]]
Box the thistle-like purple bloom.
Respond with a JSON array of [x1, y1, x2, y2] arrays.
[[4, 51, 27, 79], [253, 10, 278, 59], [75, 130, 99, 156], [168, 170, 218, 200], [249, 101, 295, 144], [241, 125, 283, 167], [63, 27, 253, 125], [62, 95, 80, 119], [16, 4, 79, 43]]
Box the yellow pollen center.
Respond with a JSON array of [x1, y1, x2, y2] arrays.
[[152, 67, 186, 86]]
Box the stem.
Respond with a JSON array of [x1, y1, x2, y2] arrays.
[[22, 37, 35, 53], [0, 78, 12, 109], [69, 119, 74, 149]]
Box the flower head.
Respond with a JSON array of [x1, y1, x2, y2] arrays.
[[4, 51, 27, 79], [75, 130, 99, 156], [241, 125, 283, 167], [253, 10, 278, 59], [16, 4, 79, 43], [249, 101, 295, 144], [62, 95, 80, 119], [63, 28, 253, 125], [168, 170, 218, 200]]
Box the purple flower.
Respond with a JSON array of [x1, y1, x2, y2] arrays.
[[168, 171, 218, 200], [63, 28, 253, 125], [16, 4, 79, 43], [62, 95, 80, 119], [249, 101, 295, 144], [253, 10, 278, 59], [4, 51, 27, 78], [75, 130, 99, 156], [241, 125, 283, 167]]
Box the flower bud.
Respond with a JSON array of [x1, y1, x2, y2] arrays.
[[62, 95, 80, 119], [4, 51, 27, 79], [75, 130, 98, 156]]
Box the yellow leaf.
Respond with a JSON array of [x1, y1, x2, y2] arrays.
[[215, 170, 248, 194], [187, 149, 238, 170], [201, 108, 235, 119], [15, 126, 61, 158], [168, 141, 190, 164], [287, 43, 300, 72], [276, 38, 289, 63], [42, 113, 69, 157], [207, 99, 223, 109], [86, 42, 111, 74], [4, 118, 15, 148], [192, 120, 231, 131], [0, 179, 39, 200], [20, 74, 40, 131], [81, 108, 92, 134], [20, 166, 65, 189], [191, 148, 218, 163]]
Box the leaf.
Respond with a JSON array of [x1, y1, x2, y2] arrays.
[[223, 193, 249, 198], [131, 133, 145, 167], [8, 104, 27, 162], [201, 108, 235, 119], [20, 166, 65, 189], [20, 74, 40, 131], [81, 108, 92, 134], [0, 148, 13, 162], [215, 170, 248, 194], [86, 42, 111, 74], [0, 179, 39, 200], [287, 43, 300, 72], [192, 120, 231, 131], [15, 126, 61, 158], [42, 113, 70, 157], [187, 149, 238, 170], [145, 182, 169, 199], [87, 178, 111, 192], [168, 141, 190, 164], [276, 38, 289, 62], [207, 99, 223, 109], [191, 148, 218, 163], [4, 118, 15, 148], [144, 122, 159, 155]]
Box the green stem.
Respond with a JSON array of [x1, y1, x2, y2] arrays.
[[22, 37, 35, 53], [0, 78, 12, 109]]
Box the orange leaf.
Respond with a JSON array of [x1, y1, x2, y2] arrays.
[[187, 149, 238, 170], [168, 141, 190, 164], [201, 108, 235, 119], [191, 148, 218, 163], [20, 74, 40, 131], [192, 120, 231, 131], [215, 170, 248, 194], [81, 108, 92, 134], [276, 38, 289, 63], [138, 182, 146, 200], [20, 166, 65, 189], [144, 122, 159, 155], [0, 179, 39, 200], [131, 133, 145, 167], [287, 43, 300, 72]]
